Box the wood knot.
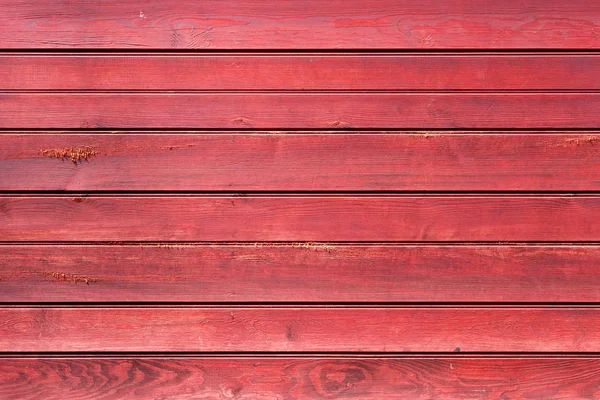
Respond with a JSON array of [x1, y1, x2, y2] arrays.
[[309, 362, 371, 397], [286, 325, 298, 341]]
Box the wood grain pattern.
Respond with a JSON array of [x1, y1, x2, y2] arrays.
[[4, 1, 600, 395], [1, 1, 600, 49], [2, 195, 600, 242], [1, 357, 599, 399], [3, 93, 600, 129], [3, 245, 600, 303], [3, 54, 600, 90], [5, 133, 600, 191], [1, 307, 599, 352]]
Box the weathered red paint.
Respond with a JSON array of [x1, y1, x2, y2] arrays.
[[1, 0, 599, 397], [1, 0, 599, 49], [3, 54, 600, 90], [3, 133, 600, 191], [1, 358, 599, 399], [2, 195, 600, 241], [0, 307, 598, 352], [2, 93, 600, 129], [2, 245, 600, 303]]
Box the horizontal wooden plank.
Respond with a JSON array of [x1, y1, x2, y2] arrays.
[[0, 307, 598, 352], [1, 195, 600, 242], [1, 357, 599, 399], [5, 133, 600, 191], [3, 54, 600, 90], [1, 1, 599, 49], [2, 245, 600, 303], [3, 93, 600, 129]]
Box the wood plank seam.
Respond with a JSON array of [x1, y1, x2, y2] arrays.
[[2, 2, 600, 396]]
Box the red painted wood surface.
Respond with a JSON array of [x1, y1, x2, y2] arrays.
[[1, 307, 599, 352], [4, 133, 600, 191], [3, 1, 600, 396], [3, 93, 600, 129], [1, 357, 599, 399], [3, 53, 600, 90], [1, 1, 600, 49], [2, 244, 600, 303], [2, 195, 600, 242]]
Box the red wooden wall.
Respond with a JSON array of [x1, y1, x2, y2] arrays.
[[1, 1, 600, 398]]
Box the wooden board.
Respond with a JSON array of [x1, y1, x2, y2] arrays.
[[1, 307, 599, 352], [3, 93, 600, 129], [3, 1, 600, 395], [2, 195, 600, 242], [3, 54, 600, 90], [4, 133, 600, 191], [1, 1, 599, 49], [1, 357, 599, 399], [2, 244, 600, 303]]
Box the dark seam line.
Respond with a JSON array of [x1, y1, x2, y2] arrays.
[[3, 51, 600, 56], [4, 89, 600, 93], [2, 302, 600, 307], [3, 191, 600, 195], [3, 48, 600, 54], [2, 241, 600, 246], [4, 190, 600, 195], [3, 127, 600, 132], [0, 351, 599, 357]]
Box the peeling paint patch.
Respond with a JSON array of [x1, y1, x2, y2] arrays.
[[161, 144, 196, 150], [156, 243, 195, 249], [253, 242, 334, 253], [564, 136, 600, 146], [328, 120, 350, 128], [47, 272, 97, 285], [232, 117, 252, 126], [40, 146, 97, 164]]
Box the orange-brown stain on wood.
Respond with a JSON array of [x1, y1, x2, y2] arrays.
[[40, 146, 97, 164]]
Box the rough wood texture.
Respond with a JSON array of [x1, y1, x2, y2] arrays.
[[2, 195, 600, 242], [1, 1, 599, 49], [3, 245, 600, 303], [4, 133, 600, 191], [4, 0, 600, 396], [1, 357, 599, 399], [3, 93, 600, 129], [3, 54, 600, 90], [0, 307, 599, 352]]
